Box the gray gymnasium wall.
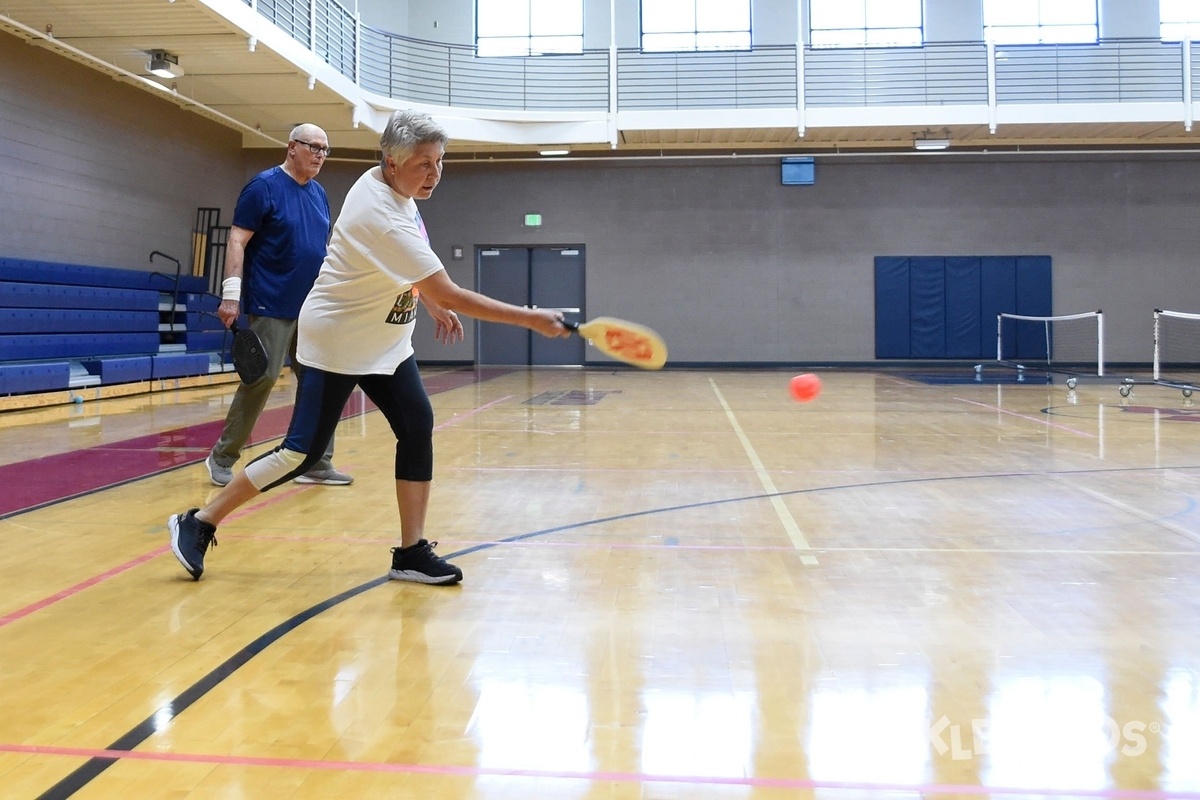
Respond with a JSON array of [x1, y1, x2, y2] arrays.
[[0, 33, 245, 272], [310, 153, 1200, 365]]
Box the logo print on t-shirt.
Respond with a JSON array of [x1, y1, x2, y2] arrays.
[[386, 289, 417, 325]]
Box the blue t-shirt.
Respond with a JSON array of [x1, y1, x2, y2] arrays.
[[232, 166, 331, 319]]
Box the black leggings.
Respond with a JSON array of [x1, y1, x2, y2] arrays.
[[252, 355, 434, 491]]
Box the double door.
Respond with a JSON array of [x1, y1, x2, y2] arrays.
[[477, 246, 585, 366]]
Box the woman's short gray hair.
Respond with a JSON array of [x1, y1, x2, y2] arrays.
[[379, 109, 448, 162]]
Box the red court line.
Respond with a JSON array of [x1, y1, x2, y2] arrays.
[[0, 379, 514, 627], [222, 395, 512, 524], [0, 368, 506, 519], [0, 742, 1195, 798], [0, 547, 168, 629], [954, 396, 1098, 438]]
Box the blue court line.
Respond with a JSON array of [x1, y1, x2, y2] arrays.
[[34, 462, 1200, 798]]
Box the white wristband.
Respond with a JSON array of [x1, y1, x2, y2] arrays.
[[221, 276, 242, 302]]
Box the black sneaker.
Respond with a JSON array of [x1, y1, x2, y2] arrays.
[[168, 508, 218, 580], [388, 540, 463, 585]]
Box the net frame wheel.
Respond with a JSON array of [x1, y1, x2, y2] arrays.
[[1119, 385, 1132, 397], [1066, 378, 1077, 390], [1184, 389, 1193, 398]]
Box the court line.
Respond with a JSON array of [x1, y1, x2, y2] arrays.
[[217, 532, 1200, 557], [212, 398, 518, 523], [7, 742, 1198, 799], [7, 464, 1200, 635], [0, 369, 509, 521], [954, 396, 1098, 437], [16, 454, 1200, 796], [0, 390, 517, 626], [1048, 475, 1200, 546], [0, 547, 168, 629], [707, 378, 818, 563]]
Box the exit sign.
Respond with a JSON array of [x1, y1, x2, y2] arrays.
[[524, 213, 542, 227]]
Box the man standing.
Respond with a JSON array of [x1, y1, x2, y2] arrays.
[[206, 123, 353, 487]]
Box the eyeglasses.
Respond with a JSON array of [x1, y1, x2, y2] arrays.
[[292, 139, 331, 157]]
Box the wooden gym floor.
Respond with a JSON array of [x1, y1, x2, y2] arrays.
[[0, 366, 1198, 799]]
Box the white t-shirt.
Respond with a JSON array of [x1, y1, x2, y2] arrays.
[[297, 166, 444, 374]]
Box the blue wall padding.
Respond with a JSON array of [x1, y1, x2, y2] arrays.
[[876, 255, 1052, 359], [945, 258, 983, 358], [909, 257, 947, 358], [981, 257, 1018, 359], [1014, 256, 1053, 359], [874, 257, 911, 358]]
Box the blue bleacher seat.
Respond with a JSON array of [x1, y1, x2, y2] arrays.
[[0, 257, 207, 294], [0, 333, 161, 361], [0, 282, 160, 311], [0, 309, 159, 334], [84, 356, 154, 385], [0, 257, 227, 396], [151, 353, 213, 379], [0, 362, 72, 395]]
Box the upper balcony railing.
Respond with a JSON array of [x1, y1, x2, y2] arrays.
[[243, 0, 1198, 115]]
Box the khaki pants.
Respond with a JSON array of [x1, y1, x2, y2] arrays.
[[209, 315, 335, 470]]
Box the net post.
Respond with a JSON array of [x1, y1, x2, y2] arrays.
[[1043, 320, 1051, 369], [1153, 309, 1162, 382], [996, 313, 1002, 362], [1096, 310, 1104, 377]]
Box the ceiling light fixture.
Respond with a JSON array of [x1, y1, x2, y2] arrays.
[[146, 49, 184, 78], [914, 128, 950, 151], [538, 148, 569, 157]]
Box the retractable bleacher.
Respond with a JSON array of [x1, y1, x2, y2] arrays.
[[0, 256, 233, 398]]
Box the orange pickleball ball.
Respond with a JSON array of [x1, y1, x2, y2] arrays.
[[789, 373, 822, 403]]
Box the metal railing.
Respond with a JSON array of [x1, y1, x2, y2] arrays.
[[240, 0, 1199, 117]]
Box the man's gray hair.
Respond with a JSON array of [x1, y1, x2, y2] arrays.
[[289, 123, 326, 143], [379, 109, 448, 163]]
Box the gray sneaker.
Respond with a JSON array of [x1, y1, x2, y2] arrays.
[[294, 467, 354, 485], [205, 453, 233, 486]]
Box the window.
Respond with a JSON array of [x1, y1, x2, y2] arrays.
[[477, 0, 583, 57], [983, 0, 1098, 45], [809, 0, 922, 48], [1162, 0, 1200, 41], [641, 0, 751, 52]]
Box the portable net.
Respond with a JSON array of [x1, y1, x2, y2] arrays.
[[1153, 309, 1200, 390], [995, 310, 1105, 379]]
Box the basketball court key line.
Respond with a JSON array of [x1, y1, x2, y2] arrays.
[[708, 378, 817, 563]]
